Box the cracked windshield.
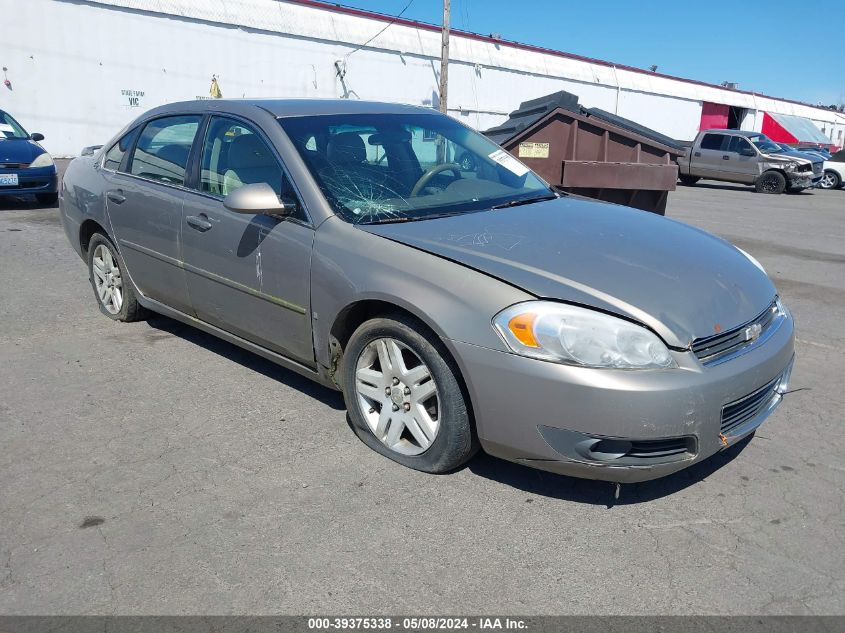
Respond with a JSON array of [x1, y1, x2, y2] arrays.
[[279, 113, 553, 224]]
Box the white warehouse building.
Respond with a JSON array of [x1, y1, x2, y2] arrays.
[[4, 0, 845, 157]]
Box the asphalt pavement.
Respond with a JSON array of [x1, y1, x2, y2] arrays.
[[0, 163, 842, 614]]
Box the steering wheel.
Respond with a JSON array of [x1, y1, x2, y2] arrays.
[[410, 163, 462, 197]]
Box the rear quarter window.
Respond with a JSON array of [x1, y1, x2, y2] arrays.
[[103, 127, 139, 171]]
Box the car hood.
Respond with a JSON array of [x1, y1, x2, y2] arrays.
[[762, 149, 817, 164], [359, 196, 777, 348], [0, 138, 44, 164]]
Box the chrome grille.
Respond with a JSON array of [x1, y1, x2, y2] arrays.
[[692, 300, 779, 366], [720, 375, 781, 435]]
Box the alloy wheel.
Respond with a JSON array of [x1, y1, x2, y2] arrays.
[[819, 172, 837, 189], [92, 244, 123, 315], [761, 174, 780, 193], [354, 337, 441, 456]]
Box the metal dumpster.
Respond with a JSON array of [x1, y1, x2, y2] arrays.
[[484, 91, 684, 214]]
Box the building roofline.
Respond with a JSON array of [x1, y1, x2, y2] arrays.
[[288, 0, 840, 117]]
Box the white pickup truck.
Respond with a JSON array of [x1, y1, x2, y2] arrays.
[[677, 129, 823, 194]]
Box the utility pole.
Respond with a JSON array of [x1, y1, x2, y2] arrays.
[[438, 0, 450, 114]]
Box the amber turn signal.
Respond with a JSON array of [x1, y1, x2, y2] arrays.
[[508, 313, 539, 347]]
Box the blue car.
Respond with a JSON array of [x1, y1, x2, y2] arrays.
[[0, 109, 58, 204]]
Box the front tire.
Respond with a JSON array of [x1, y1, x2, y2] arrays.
[[819, 170, 841, 190], [87, 233, 146, 322], [755, 170, 786, 194], [678, 174, 699, 186], [341, 315, 477, 473]]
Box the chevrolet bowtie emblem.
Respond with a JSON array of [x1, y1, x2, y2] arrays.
[[744, 323, 763, 342]]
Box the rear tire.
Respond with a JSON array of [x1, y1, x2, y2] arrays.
[[341, 314, 478, 473], [819, 170, 841, 190], [755, 171, 786, 194], [87, 233, 147, 322], [679, 174, 700, 186], [35, 192, 58, 205]]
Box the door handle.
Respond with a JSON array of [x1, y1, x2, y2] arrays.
[[186, 214, 213, 232], [722, 155, 730, 160], [106, 189, 125, 204], [693, 152, 701, 157]]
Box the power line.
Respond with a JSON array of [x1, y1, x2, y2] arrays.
[[344, 0, 415, 60]]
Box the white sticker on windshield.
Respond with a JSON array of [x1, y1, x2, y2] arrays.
[[488, 149, 530, 176], [0, 124, 15, 138]]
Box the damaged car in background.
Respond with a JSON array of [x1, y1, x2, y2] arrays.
[[678, 129, 823, 193], [59, 99, 794, 484]]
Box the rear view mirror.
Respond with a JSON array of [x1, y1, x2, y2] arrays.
[[368, 130, 412, 145], [740, 147, 756, 157], [223, 182, 296, 216], [30, 132, 45, 142]]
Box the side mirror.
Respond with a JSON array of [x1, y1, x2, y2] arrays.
[[81, 145, 103, 157], [30, 132, 45, 142], [740, 147, 756, 157], [223, 182, 296, 216]]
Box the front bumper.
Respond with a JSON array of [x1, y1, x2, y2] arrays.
[[0, 166, 58, 196], [787, 171, 821, 188], [451, 312, 795, 483]]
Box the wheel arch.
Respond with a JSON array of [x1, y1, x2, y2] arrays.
[[330, 298, 449, 351], [328, 298, 478, 432], [79, 218, 110, 258]]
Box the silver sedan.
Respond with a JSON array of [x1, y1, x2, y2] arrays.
[[59, 99, 794, 483]]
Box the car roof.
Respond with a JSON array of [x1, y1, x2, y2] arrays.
[[145, 98, 438, 119]]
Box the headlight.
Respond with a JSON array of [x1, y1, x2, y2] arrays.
[[782, 162, 798, 172], [493, 301, 677, 369], [28, 153, 54, 168], [736, 246, 766, 274]]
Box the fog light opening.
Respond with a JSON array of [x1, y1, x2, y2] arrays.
[[588, 439, 632, 461]]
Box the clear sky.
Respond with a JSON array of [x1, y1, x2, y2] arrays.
[[328, 0, 844, 107]]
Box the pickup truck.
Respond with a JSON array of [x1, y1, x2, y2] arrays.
[[677, 129, 823, 194]]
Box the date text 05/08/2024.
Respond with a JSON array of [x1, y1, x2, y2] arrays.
[[307, 617, 528, 630]]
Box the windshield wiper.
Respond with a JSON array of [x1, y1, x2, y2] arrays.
[[359, 210, 469, 225], [357, 215, 414, 225], [491, 194, 558, 210]]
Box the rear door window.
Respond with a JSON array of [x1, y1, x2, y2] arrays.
[[700, 134, 726, 151], [129, 115, 201, 186]]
